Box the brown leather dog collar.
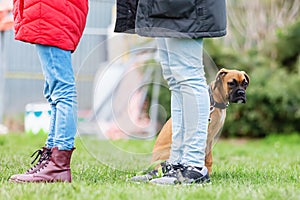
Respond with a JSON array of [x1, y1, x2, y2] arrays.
[[208, 87, 229, 110]]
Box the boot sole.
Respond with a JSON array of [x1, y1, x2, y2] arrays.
[[8, 178, 71, 183]]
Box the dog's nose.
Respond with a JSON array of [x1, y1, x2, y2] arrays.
[[237, 90, 245, 96]]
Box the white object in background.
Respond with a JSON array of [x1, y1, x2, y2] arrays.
[[0, 124, 8, 134], [25, 103, 51, 134]]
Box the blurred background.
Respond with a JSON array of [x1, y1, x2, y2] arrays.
[[0, 0, 299, 139]]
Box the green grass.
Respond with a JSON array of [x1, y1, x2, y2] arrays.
[[0, 133, 299, 200]]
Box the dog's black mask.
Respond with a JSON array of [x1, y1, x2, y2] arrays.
[[228, 79, 248, 103]]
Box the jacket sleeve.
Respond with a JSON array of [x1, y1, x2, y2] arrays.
[[114, 0, 139, 33]]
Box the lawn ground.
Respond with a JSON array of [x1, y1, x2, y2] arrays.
[[0, 133, 299, 200]]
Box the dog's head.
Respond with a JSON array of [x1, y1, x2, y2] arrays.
[[215, 68, 250, 103]]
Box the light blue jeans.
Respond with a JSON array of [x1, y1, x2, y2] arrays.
[[36, 44, 77, 150], [156, 38, 209, 168]]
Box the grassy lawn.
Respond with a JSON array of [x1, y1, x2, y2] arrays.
[[0, 133, 299, 200]]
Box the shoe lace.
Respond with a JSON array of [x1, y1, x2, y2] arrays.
[[30, 149, 43, 164], [27, 148, 51, 173], [178, 166, 204, 183], [183, 166, 198, 177], [36, 151, 52, 172], [162, 163, 183, 178]]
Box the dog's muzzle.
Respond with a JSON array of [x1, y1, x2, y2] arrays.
[[230, 89, 246, 103]]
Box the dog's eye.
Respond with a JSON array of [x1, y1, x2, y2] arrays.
[[227, 82, 235, 87], [243, 82, 248, 87]]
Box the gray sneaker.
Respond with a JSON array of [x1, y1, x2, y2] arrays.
[[149, 163, 183, 185], [177, 165, 211, 185], [131, 162, 181, 183]]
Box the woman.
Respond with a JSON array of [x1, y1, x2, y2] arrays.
[[9, 0, 88, 183], [115, 0, 227, 185]]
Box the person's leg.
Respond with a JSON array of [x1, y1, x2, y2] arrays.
[[36, 44, 77, 150], [10, 80, 55, 181], [9, 44, 76, 183], [43, 81, 55, 148], [165, 38, 209, 168], [151, 38, 210, 185], [156, 38, 184, 165], [129, 38, 184, 184]]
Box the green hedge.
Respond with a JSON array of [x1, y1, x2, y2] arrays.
[[275, 19, 300, 71], [223, 67, 300, 137]]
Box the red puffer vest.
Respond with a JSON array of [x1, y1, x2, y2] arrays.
[[13, 0, 88, 51]]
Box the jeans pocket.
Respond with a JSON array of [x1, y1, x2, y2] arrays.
[[149, 0, 196, 19]]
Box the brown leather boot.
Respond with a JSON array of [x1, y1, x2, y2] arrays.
[[9, 147, 51, 181], [10, 147, 75, 183]]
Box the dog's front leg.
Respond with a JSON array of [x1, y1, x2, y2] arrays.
[[205, 141, 213, 174]]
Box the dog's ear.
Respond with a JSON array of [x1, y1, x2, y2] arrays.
[[242, 71, 250, 84], [216, 68, 229, 81], [213, 68, 228, 90]]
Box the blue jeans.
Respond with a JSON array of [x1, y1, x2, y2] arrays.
[[156, 38, 209, 167], [36, 44, 77, 150]]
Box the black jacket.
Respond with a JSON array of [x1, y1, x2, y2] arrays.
[[114, 0, 226, 38]]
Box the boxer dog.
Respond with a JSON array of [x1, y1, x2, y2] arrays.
[[131, 68, 250, 182], [151, 68, 250, 174]]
